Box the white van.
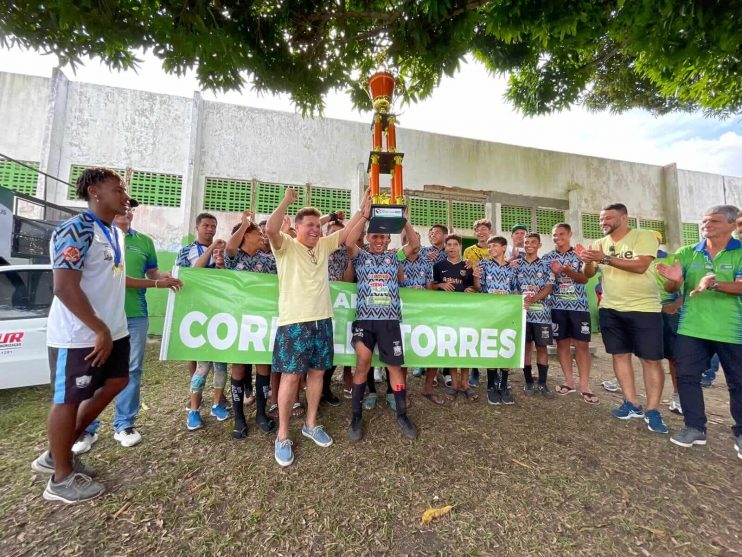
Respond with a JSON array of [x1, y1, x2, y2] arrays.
[[0, 264, 53, 389]]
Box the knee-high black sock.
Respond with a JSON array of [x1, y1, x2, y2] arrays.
[[243, 364, 253, 393], [231, 377, 246, 423], [385, 368, 393, 395], [487, 369, 497, 390], [537, 363, 548, 385], [523, 365, 533, 385], [352, 383, 366, 419], [499, 369, 510, 390], [256, 374, 270, 418], [323, 367, 334, 395], [366, 371, 377, 394], [393, 386, 408, 417]]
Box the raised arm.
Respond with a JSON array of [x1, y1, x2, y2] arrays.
[[226, 210, 253, 257], [340, 189, 372, 246], [266, 188, 297, 250], [401, 216, 420, 259]]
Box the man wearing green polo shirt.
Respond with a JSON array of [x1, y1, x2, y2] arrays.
[[76, 203, 182, 452], [658, 205, 742, 458]]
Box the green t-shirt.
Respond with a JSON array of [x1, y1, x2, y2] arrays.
[[675, 238, 742, 344], [123, 230, 158, 318]]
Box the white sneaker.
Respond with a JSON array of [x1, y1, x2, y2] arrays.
[[601, 379, 620, 392], [113, 427, 142, 448], [668, 395, 683, 415], [71, 432, 98, 455]]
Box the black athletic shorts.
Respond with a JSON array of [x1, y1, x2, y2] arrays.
[[351, 320, 404, 366], [551, 309, 591, 342], [661, 311, 680, 360], [598, 308, 663, 361], [525, 322, 553, 346], [49, 336, 131, 405]]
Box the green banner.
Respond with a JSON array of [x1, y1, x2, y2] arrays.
[[161, 268, 525, 368]]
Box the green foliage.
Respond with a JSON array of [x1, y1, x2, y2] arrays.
[[1, 1, 740, 116]]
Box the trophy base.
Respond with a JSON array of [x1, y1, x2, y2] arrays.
[[367, 204, 406, 234]]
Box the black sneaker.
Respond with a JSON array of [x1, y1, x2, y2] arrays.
[[256, 414, 277, 433], [500, 388, 515, 405], [348, 415, 363, 443], [397, 415, 418, 440], [487, 388, 502, 406], [232, 417, 248, 439], [320, 391, 341, 407], [523, 383, 535, 397], [537, 383, 556, 399]]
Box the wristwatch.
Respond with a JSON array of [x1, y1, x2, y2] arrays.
[[599, 255, 613, 266]]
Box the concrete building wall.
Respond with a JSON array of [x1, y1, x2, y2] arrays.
[[0, 70, 739, 253]]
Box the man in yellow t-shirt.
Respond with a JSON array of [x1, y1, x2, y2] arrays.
[[266, 187, 370, 467], [580, 203, 668, 434], [463, 218, 492, 265]]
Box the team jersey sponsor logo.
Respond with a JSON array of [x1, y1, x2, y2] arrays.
[[62, 246, 81, 263]]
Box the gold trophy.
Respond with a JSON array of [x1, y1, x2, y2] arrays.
[[366, 71, 407, 233]]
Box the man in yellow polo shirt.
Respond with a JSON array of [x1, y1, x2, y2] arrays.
[[579, 203, 668, 434], [266, 187, 370, 467]]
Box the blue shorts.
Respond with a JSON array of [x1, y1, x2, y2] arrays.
[[271, 318, 334, 374]]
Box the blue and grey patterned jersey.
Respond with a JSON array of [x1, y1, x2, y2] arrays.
[[328, 248, 350, 282], [514, 257, 555, 324], [542, 248, 589, 312], [176, 242, 215, 268], [478, 259, 516, 294], [224, 249, 277, 274], [353, 248, 402, 320], [401, 255, 433, 289], [418, 245, 446, 265]]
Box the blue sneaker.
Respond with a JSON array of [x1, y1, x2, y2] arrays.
[[301, 423, 333, 447], [187, 411, 204, 431], [274, 438, 294, 467], [644, 409, 669, 434], [611, 400, 644, 420], [210, 403, 230, 422], [469, 369, 480, 388], [700, 373, 715, 388]]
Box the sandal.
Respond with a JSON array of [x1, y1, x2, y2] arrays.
[[267, 404, 278, 419], [581, 391, 599, 405], [363, 393, 378, 410], [556, 384, 576, 396], [422, 392, 445, 405], [445, 387, 458, 401], [291, 402, 306, 418], [343, 388, 352, 399], [463, 388, 479, 401]]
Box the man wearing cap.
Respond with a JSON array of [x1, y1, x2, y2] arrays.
[[72, 200, 183, 453], [506, 224, 528, 260]]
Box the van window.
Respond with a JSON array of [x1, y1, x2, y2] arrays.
[[0, 269, 54, 320]]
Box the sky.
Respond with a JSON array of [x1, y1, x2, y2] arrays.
[[1, 46, 740, 178]]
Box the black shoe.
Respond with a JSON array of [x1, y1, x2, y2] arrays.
[[320, 391, 341, 407], [232, 417, 248, 439], [487, 388, 502, 406], [537, 383, 556, 399], [500, 388, 515, 405], [523, 383, 535, 397], [256, 414, 276, 433], [397, 415, 418, 440], [348, 415, 363, 443]]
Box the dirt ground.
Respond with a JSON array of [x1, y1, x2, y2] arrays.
[[0, 338, 740, 556]]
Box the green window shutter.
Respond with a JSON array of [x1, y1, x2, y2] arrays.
[[682, 223, 700, 245], [0, 160, 39, 196], [535, 208, 565, 235], [638, 219, 666, 242], [581, 213, 602, 240], [129, 171, 182, 207], [501, 205, 532, 233], [255, 182, 307, 216], [203, 178, 253, 212], [451, 201, 485, 230], [68, 164, 125, 200], [309, 187, 351, 215], [409, 197, 449, 227], [627, 217, 638, 229]]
